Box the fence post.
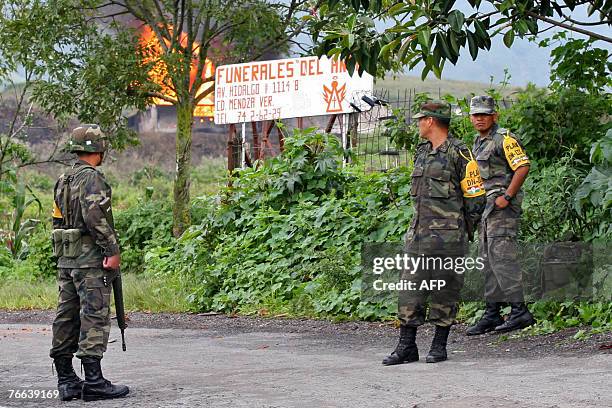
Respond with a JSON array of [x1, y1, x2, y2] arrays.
[[251, 122, 260, 160], [325, 114, 337, 133], [277, 122, 284, 152], [227, 124, 237, 173]]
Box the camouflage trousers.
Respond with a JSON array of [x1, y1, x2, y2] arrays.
[[480, 203, 525, 302], [49, 268, 115, 360], [398, 253, 464, 327]]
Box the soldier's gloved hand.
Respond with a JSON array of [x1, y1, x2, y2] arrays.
[[103, 254, 121, 270]]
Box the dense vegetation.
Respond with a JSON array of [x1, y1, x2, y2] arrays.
[[1, 33, 610, 336]]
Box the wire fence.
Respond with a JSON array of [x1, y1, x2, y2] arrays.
[[222, 88, 516, 173], [353, 88, 516, 172], [353, 89, 412, 172]]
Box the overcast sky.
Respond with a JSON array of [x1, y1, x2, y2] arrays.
[[435, 33, 552, 86]]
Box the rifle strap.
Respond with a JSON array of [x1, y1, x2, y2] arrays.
[[62, 172, 72, 228]]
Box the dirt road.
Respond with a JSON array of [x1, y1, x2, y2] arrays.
[[1, 311, 610, 408]]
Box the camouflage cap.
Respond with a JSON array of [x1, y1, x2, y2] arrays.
[[412, 101, 451, 120], [469, 95, 496, 114], [68, 124, 108, 153]]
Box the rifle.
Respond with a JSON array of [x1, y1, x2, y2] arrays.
[[112, 268, 127, 351], [465, 214, 475, 242]]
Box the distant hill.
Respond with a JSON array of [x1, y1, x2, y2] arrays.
[[375, 75, 524, 100]]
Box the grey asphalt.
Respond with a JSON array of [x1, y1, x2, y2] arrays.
[[1, 323, 610, 408]]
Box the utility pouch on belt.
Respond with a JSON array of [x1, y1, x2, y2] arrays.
[[51, 229, 64, 257], [62, 229, 82, 258]]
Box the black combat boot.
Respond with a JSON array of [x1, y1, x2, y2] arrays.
[[81, 357, 129, 402], [426, 325, 451, 363], [466, 302, 505, 336], [382, 325, 419, 366], [53, 357, 83, 401], [494, 302, 535, 333]]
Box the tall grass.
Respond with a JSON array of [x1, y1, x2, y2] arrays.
[[0, 274, 193, 313], [0, 279, 58, 310], [122, 273, 193, 313]]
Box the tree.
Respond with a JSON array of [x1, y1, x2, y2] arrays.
[[0, 0, 148, 260], [0, 0, 152, 193], [540, 31, 612, 93], [83, 0, 311, 237], [307, 0, 612, 79], [0, 0, 150, 185], [500, 31, 611, 162], [3, 0, 314, 237]]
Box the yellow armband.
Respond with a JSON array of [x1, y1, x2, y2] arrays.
[[52, 201, 63, 219], [503, 131, 530, 170], [459, 150, 485, 198]]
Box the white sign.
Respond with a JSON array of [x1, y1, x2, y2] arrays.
[[214, 56, 374, 124]]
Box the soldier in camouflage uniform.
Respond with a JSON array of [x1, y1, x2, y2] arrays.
[[49, 125, 129, 401], [466, 96, 535, 336], [383, 102, 485, 365]]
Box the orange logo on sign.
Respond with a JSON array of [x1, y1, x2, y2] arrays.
[[323, 78, 346, 113]]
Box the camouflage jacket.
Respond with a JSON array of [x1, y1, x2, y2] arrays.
[[473, 124, 530, 217], [406, 136, 486, 254], [52, 160, 118, 268]]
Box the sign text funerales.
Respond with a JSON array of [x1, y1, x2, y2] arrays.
[[216, 58, 348, 84]]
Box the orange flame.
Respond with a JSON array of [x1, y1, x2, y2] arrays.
[[140, 26, 214, 117]]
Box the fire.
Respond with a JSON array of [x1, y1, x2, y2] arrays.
[[140, 26, 214, 117]]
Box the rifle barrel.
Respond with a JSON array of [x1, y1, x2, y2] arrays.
[[112, 270, 127, 352]]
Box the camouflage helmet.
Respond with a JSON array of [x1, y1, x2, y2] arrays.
[[412, 100, 452, 120], [469, 95, 496, 115], [68, 124, 108, 153]]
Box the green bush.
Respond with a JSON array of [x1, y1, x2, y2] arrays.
[[525, 301, 612, 337], [0, 245, 14, 277], [0, 225, 55, 281], [141, 124, 610, 335], [574, 130, 612, 241], [503, 86, 611, 163], [24, 225, 56, 279], [147, 128, 412, 318], [520, 154, 589, 242], [114, 199, 173, 274]]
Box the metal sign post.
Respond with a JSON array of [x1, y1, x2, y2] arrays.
[[341, 113, 348, 167], [241, 122, 247, 168]]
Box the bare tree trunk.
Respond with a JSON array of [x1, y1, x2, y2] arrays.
[[173, 101, 194, 237]]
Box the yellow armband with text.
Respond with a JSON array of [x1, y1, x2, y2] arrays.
[[503, 131, 530, 170], [459, 150, 485, 198]]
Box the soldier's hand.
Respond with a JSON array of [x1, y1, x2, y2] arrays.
[[103, 254, 121, 270], [494, 195, 509, 210]]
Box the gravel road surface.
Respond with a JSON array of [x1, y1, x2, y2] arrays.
[[1, 311, 610, 408]]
